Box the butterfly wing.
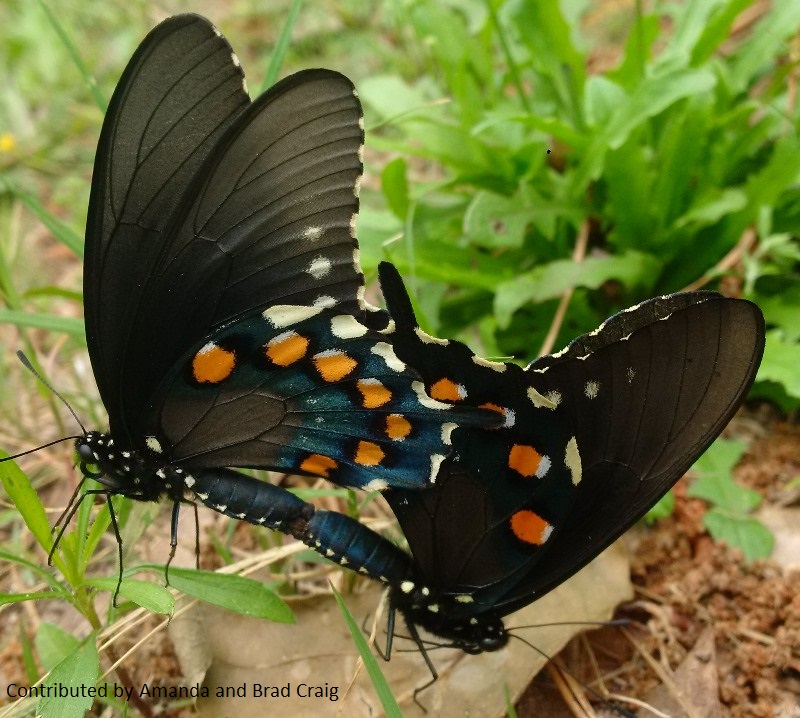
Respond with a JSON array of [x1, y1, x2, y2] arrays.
[[84, 15, 371, 443], [148, 306, 498, 489], [84, 14, 250, 431], [490, 291, 765, 615], [378, 263, 764, 617]]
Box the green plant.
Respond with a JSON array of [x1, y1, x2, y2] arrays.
[[687, 439, 774, 560], [355, 0, 799, 368]]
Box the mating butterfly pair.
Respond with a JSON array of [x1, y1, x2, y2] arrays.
[[14, 13, 764, 681]]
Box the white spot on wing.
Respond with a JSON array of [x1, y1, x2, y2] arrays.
[[546, 390, 562, 406], [313, 295, 336, 308], [263, 305, 322, 328], [304, 226, 323, 241], [441, 422, 456, 445], [627, 366, 636, 383], [146, 436, 162, 454], [330, 314, 368, 339], [528, 386, 557, 409], [584, 380, 599, 399], [430, 453, 446, 483], [472, 355, 506, 371], [565, 437, 582, 485], [414, 327, 448, 346], [307, 256, 332, 279], [363, 478, 389, 491], [536, 455, 551, 478], [371, 342, 406, 372]]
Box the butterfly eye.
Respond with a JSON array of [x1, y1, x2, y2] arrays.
[[77, 442, 95, 463]]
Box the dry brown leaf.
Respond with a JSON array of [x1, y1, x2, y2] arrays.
[[170, 542, 631, 717]]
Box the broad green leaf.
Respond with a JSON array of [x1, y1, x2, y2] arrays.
[[688, 440, 760, 513], [676, 188, 748, 228], [166, 568, 294, 623], [86, 578, 174, 614], [756, 330, 800, 400], [604, 68, 716, 150], [494, 252, 659, 327], [37, 637, 100, 718], [463, 191, 536, 248], [35, 623, 79, 673], [0, 455, 52, 551], [703, 510, 774, 562]]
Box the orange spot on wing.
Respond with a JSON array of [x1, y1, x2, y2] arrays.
[[480, 402, 505, 415], [357, 379, 392, 408], [192, 344, 236, 384], [355, 441, 385, 466], [508, 444, 542, 478], [266, 331, 309, 366], [385, 414, 412, 440], [430, 377, 464, 402], [300, 454, 338, 478], [510, 510, 552, 546], [314, 351, 358, 382]]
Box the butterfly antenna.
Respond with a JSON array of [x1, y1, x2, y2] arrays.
[[16, 350, 88, 435]]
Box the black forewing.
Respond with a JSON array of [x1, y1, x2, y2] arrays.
[[86, 18, 368, 443], [84, 14, 249, 431], [116, 69, 367, 442], [488, 293, 765, 616]]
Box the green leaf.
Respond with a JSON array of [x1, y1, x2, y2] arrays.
[[675, 187, 748, 229], [37, 637, 100, 718], [166, 568, 294, 623], [258, 0, 302, 93], [688, 440, 758, 513], [687, 440, 774, 561], [11, 185, 84, 258], [703, 510, 775, 562], [756, 330, 800, 400], [604, 68, 716, 150], [0, 309, 85, 337], [644, 490, 675, 523], [86, 578, 174, 614], [0, 455, 53, 552], [463, 191, 535, 249], [35, 623, 79, 673], [331, 585, 401, 718], [381, 158, 410, 220], [494, 252, 659, 327]]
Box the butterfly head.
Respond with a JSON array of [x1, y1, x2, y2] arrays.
[[76, 431, 185, 502]]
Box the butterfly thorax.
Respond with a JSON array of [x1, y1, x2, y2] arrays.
[[390, 581, 509, 653], [76, 431, 188, 503]]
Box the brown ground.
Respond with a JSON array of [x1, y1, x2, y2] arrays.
[[517, 412, 800, 718]]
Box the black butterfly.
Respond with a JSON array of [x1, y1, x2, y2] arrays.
[[17, 15, 496, 591], [306, 261, 765, 675]]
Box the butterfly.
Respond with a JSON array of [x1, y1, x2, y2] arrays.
[[14, 14, 497, 593], [305, 261, 765, 677]]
